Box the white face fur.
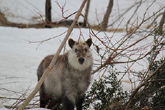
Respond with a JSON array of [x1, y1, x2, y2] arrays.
[[68, 39, 93, 71]]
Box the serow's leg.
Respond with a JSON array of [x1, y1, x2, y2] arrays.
[[63, 96, 74, 110], [47, 99, 61, 110], [76, 96, 84, 110], [40, 89, 50, 108]]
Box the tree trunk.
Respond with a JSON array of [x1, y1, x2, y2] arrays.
[[101, 0, 113, 31], [158, 11, 165, 35], [45, 0, 52, 28], [82, 0, 91, 27]]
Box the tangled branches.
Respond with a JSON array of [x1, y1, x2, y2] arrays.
[[4, 0, 164, 109]]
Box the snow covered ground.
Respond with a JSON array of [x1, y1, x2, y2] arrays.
[[0, 26, 164, 109]]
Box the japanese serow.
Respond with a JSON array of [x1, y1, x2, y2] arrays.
[[37, 38, 93, 110]]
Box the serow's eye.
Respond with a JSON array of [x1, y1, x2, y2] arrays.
[[84, 48, 88, 52], [75, 48, 78, 53]]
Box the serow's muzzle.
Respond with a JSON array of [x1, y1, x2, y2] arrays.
[[78, 57, 84, 64]]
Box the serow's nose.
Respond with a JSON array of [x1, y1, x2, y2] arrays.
[[78, 57, 84, 64]]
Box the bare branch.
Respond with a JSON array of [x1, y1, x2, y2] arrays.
[[26, 31, 67, 50]]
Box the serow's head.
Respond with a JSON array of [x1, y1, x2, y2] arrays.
[[68, 38, 93, 71]]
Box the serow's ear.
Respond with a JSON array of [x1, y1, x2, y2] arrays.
[[68, 38, 75, 48], [86, 38, 92, 47]]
